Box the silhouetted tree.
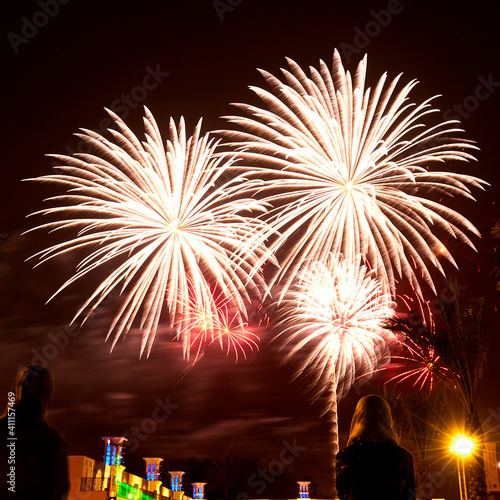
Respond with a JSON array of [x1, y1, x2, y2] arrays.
[[491, 220, 500, 296], [437, 296, 488, 500], [206, 455, 260, 500], [384, 384, 447, 500], [389, 287, 489, 500]]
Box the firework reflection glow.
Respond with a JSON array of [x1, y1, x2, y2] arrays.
[[225, 50, 487, 295], [275, 254, 395, 454], [26, 109, 275, 358]]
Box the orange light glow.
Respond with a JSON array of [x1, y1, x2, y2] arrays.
[[450, 435, 475, 456]]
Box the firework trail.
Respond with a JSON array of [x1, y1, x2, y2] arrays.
[[224, 50, 486, 296], [27, 108, 275, 358], [274, 254, 395, 458]]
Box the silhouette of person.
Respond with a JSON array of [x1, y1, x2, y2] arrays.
[[0, 365, 69, 499], [336, 394, 416, 500]]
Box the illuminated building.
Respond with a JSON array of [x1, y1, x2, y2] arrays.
[[67, 437, 191, 500], [484, 442, 500, 496], [66, 437, 323, 500], [65, 433, 465, 500]]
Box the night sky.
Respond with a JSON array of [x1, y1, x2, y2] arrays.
[[2, 1, 500, 498]]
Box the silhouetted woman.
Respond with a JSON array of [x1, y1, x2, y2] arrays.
[[336, 394, 415, 500], [0, 365, 69, 499]]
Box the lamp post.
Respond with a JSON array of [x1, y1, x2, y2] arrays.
[[450, 434, 475, 500]]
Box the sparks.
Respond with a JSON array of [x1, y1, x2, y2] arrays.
[[177, 286, 259, 362], [387, 308, 455, 393], [27, 108, 275, 358], [224, 50, 487, 296], [274, 254, 395, 454]]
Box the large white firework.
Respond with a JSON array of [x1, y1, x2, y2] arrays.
[[275, 254, 395, 454], [224, 49, 486, 295], [27, 108, 274, 358]]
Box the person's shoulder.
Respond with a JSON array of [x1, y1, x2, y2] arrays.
[[383, 442, 414, 463], [338, 440, 413, 458], [337, 441, 361, 455], [43, 423, 68, 445], [336, 441, 366, 461], [389, 442, 413, 455], [338, 440, 388, 453], [20, 419, 67, 444]]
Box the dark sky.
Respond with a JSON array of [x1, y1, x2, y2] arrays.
[[2, 0, 500, 498]]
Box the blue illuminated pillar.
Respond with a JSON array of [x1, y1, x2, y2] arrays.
[[144, 457, 163, 481], [192, 482, 207, 500], [297, 481, 311, 499], [101, 436, 127, 466], [169, 471, 185, 492]]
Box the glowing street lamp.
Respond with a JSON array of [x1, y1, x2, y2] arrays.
[[450, 434, 475, 500]]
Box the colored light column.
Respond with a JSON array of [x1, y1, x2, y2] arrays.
[[101, 436, 127, 466], [144, 457, 163, 481], [297, 481, 311, 499], [169, 471, 185, 492], [192, 482, 207, 500]]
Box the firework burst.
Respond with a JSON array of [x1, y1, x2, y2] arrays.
[[27, 108, 274, 358], [212, 304, 259, 362], [386, 305, 458, 394], [177, 285, 259, 362], [224, 50, 486, 296], [274, 254, 395, 454], [387, 338, 451, 393]]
